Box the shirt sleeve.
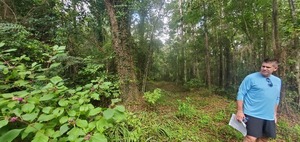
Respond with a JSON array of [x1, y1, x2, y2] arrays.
[[276, 79, 282, 105], [237, 75, 252, 101]]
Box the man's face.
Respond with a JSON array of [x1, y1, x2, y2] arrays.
[[260, 62, 278, 77]]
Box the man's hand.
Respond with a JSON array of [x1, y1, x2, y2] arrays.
[[236, 110, 245, 122]]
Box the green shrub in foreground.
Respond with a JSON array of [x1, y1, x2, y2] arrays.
[[0, 43, 127, 142]]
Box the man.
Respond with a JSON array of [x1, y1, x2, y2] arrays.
[[236, 58, 281, 142]]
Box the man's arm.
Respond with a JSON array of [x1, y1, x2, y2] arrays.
[[274, 104, 278, 123], [236, 100, 245, 122]]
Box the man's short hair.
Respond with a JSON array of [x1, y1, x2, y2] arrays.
[[263, 58, 279, 66]]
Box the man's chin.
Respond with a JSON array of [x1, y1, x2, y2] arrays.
[[260, 72, 270, 77]]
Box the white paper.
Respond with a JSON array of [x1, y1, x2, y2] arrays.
[[228, 114, 247, 136]]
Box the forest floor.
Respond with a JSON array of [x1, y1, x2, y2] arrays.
[[133, 81, 299, 142]]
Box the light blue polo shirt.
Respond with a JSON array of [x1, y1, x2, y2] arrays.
[[237, 72, 281, 120]]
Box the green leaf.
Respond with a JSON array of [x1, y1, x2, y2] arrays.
[[76, 119, 88, 128], [36, 75, 47, 81], [42, 107, 53, 114], [103, 108, 114, 119], [14, 80, 29, 87], [39, 94, 55, 101], [115, 105, 125, 112], [52, 108, 64, 117], [52, 131, 61, 139], [67, 110, 76, 117], [7, 101, 17, 108], [0, 128, 24, 142], [79, 105, 89, 112], [37, 114, 55, 122], [3, 48, 17, 53], [18, 71, 31, 79], [100, 82, 112, 89], [31, 90, 42, 95], [2, 67, 9, 74], [22, 123, 44, 139], [78, 98, 84, 104], [0, 119, 8, 129], [59, 116, 68, 124], [87, 122, 96, 131], [12, 108, 22, 117], [90, 93, 100, 100], [32, 131, 49, 142], [60, 124, 69, 135], [21, 113, 38, 121], [113, 111, 126, 122], [31, 62, 38, 68], [2, 93, 13, 98], [96, 118, 112, 133], [0, 42, 4, 47], [49, 63, 61, 68], [21, 103, 35, 113], [50, 76, 63, 85], [45, 129, 55, 137], [88, 108, 102, 116], [90, 133, 107, 142], [58, 99, 69, 107], [13, 90, 29, 97], [75, 87, 82, 91], [67, 127, 85, 141], [0, 65, 6, 70], [0, 100, 9, 106]]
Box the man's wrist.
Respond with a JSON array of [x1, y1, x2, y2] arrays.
[[237, 110, 243, 113]]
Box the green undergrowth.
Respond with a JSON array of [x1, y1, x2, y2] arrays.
[[133, 85, 300, 142]]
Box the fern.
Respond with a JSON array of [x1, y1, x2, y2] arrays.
[[0, 23, 25, 33]]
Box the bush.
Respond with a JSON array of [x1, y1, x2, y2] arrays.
[[0, 43, 127, 141], [184, 79, 205, 90], [176, 97, 196, 119], [143, 88, 163, 105]]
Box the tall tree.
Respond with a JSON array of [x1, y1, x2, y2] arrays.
[[104, 0, 140, 105]]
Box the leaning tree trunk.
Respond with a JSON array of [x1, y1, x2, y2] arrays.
[[104, 0, 140, 106]]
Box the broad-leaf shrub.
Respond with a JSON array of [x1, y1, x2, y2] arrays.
[[0, 43, 127, 142], [176, 97, 196, 119], [143, 88, 163, 105]]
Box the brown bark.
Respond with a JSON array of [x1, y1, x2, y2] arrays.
[[104, 0, 141, 106], [205, 32, 211, 88]]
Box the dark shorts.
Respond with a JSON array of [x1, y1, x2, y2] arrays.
[[245, 114, 276, 138]]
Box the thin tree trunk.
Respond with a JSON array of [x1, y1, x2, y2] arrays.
[[203, 1, 211, 88], [288, 0, 300, 109], [141, 2, 164, 92], [205, 32, 211, 88], [297, 53, 300, 109], [179, 0, 187, 83], [272, 0, 280, 57], [262, 12, 268, 58]]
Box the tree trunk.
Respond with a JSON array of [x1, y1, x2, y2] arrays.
[[262, 12, 268, 59], [205, 32, 211, 88], [179, 0, 187, 83], [104, 0, 140, 106], [272, 0, 280, 57], [141, 1, 164, 93], [203, 1, 211, 88], [288, 0, 300, 110]]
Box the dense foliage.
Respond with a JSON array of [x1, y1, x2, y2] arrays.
[[0, 0, 299, 141], [0, 24, 129, 141]]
